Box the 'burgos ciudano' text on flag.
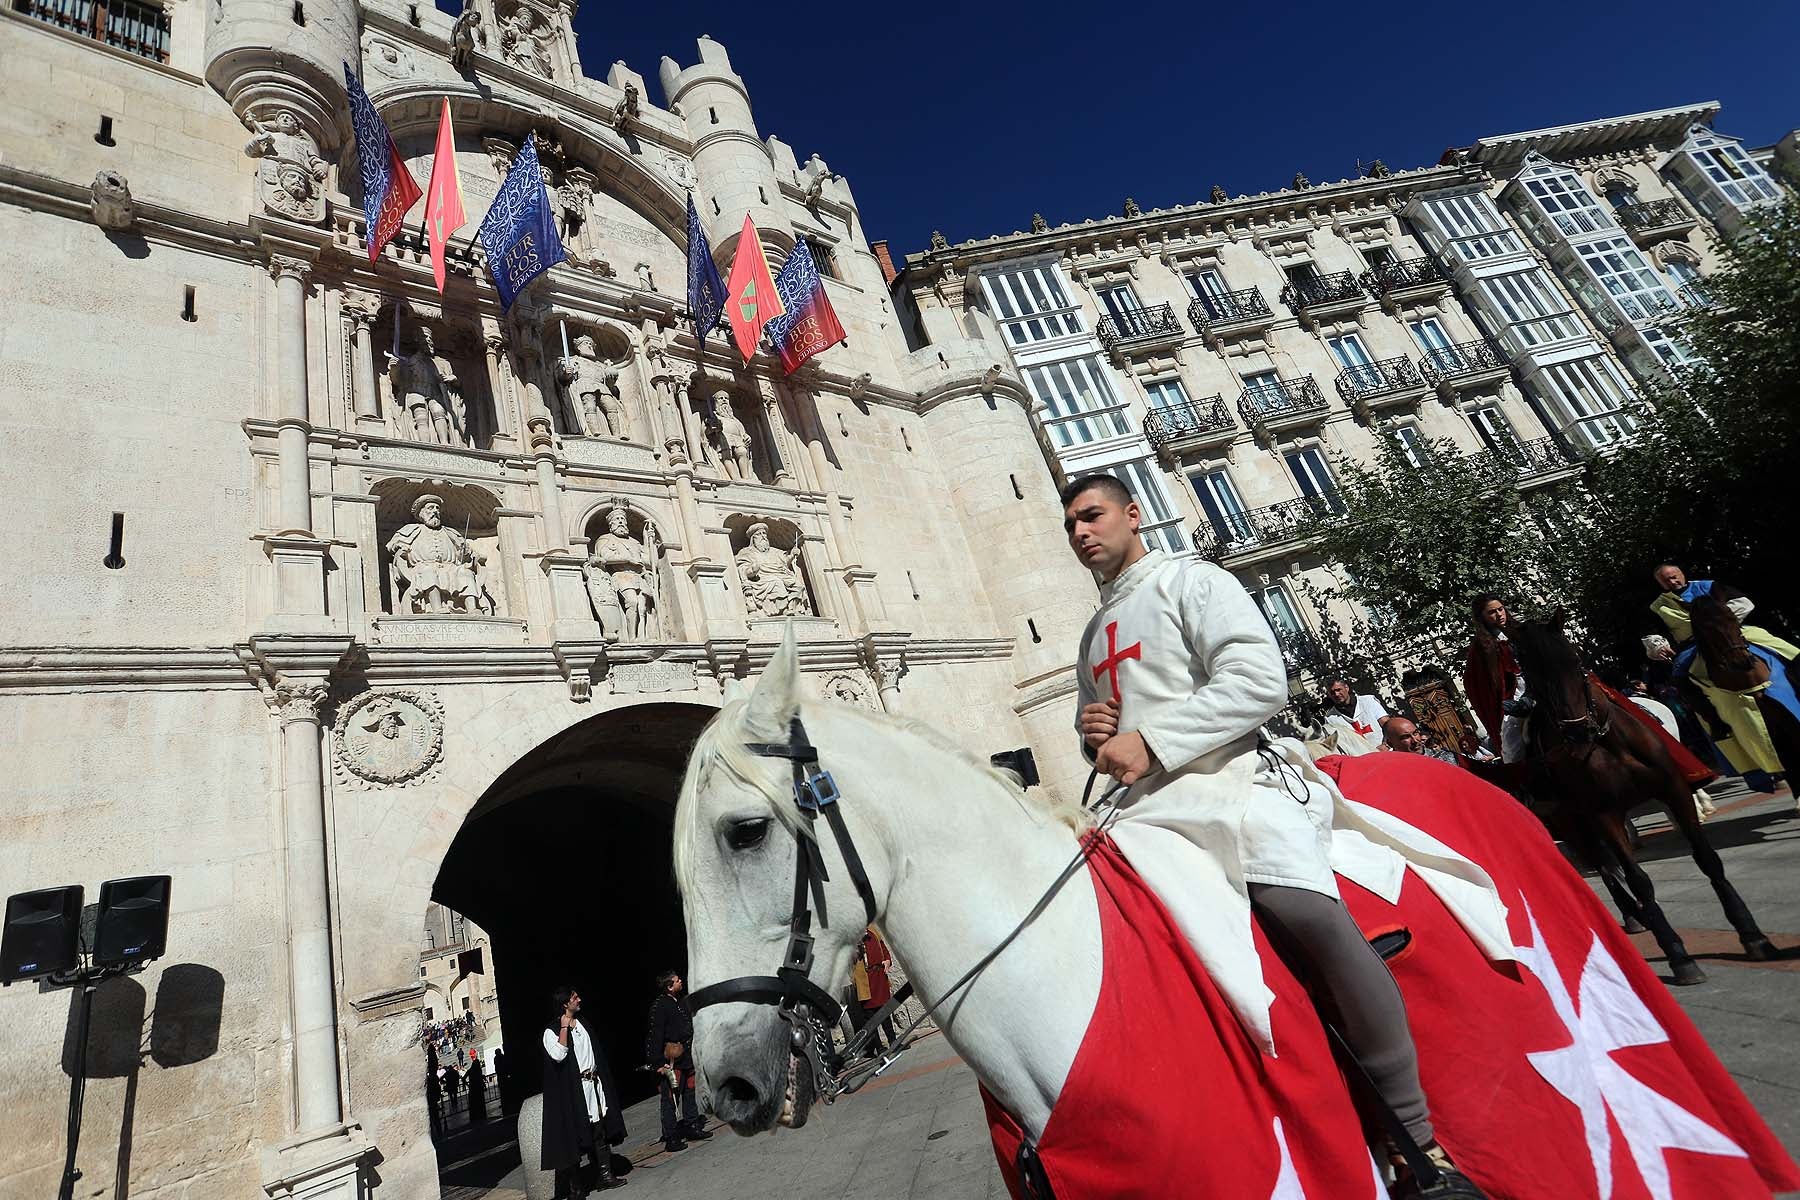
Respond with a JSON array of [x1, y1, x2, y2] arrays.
[[686, 194, 726, 351], [475, 137, 566, 311], [343, 63, 422, 263], [766, 240, 847, 375]]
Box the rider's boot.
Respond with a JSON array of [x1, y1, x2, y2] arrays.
[[1388, 1141, 1486, 1199]]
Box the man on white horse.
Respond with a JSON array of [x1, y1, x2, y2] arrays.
[[1063, 472, 1480, 1197]]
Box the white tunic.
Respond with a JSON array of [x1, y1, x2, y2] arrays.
[[1322, 694, 1388, 756], [1076, 550, 1514, 1052], [542, 1022, 608, 1123]]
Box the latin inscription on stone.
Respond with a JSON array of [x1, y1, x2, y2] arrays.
[[609, 660, 697, 694]]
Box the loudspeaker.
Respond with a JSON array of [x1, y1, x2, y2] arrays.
[[94, 876, 171, 969], [1, 886, 84, 984]]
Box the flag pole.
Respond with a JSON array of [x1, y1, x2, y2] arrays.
[[392, 298, 401, 359]]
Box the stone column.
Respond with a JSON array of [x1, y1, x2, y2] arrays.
[[673, 377, 708, 472], [760, 390, 794, 486], [274, 681, 344, 1132], [343, 290, 383, 431], [482, 323, 519, 450], [271, 255, 315, 533]]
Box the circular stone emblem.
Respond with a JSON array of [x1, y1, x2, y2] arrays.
[[334, 689, 445, 785]]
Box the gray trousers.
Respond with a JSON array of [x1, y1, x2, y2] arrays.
[[1249, 883, 1431, 1145]]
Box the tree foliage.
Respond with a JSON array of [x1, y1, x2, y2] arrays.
[[1301, 192, 1800, 684]]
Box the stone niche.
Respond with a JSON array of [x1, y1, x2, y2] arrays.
[[725, 513, 818, 621], [697, 383, 774, 484], [370, 480, 524, 646], [550, 321, 643, 443], [378, 306, 504, 451], [577, 503, 682, 643]]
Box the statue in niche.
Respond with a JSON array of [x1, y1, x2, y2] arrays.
[[557, 335, 630, 439], [449, 0, 483, 69], [499, 5, 555, 78], [708, 390, 755, 481], [386, 325, 466, 445], [244, 110, 327, 222], [583, 507, 660, 642], [735, 522, 811, 618], [386, 494, 487, 614]]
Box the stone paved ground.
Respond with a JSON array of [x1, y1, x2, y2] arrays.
[[442, 782, 1800, 1200]]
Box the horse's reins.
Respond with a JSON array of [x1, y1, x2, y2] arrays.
[[688, 719, 1126, 1105]]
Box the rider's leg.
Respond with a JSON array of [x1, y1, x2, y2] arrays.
[[1249, 882, 1430, 1145]]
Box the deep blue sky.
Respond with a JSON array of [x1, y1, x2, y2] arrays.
[[550, 2, 1798, 259]]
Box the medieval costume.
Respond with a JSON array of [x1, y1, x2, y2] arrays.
[[541, 1018, 626, 1194], [1076, 548, 1513, 1153], [644, 986, 705, 1148], [1653, 580, 1800, 776], [1321, 690, 1388, 756], [1463, 624, 1524, 763]]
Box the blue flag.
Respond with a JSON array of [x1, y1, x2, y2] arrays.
[[686, 193, 725, 350], [476, 137, 566, 311], [343, 62, 421, 263]]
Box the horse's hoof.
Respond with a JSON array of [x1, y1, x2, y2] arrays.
[[1743, 937, 1778, 961], [1622, 915, 1647, 934], [1669, 961, 1708, 986]]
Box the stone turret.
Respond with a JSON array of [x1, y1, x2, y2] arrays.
[[205, 0, 361, 165], [911, 342, 1100, 800], [658, 35, 793, 256]]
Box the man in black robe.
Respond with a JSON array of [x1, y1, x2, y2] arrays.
[[644, 970, 710, 1153], [541, 986, 627, 1194]]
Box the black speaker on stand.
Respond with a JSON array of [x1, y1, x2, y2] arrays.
[[1, 886, 84, 985], [5, 876, 171, 1200]]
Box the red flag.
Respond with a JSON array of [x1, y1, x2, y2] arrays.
[[1323, 754, 1800, 1200], [423, 99, 466, 293], [724, 215, 785, 360]]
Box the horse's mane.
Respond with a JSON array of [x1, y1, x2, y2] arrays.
[[1689, 594, 1752, 670], [672, 699, 1091, 899], [1507, 619, 1587, 729]]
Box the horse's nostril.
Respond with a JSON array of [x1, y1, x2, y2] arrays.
[[719, 1076, 760, 1106]]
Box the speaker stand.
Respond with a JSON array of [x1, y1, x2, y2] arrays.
[[57, 963, 128, 1200]]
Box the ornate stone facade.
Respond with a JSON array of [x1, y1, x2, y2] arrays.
[[0, 12, 1098, 1200]]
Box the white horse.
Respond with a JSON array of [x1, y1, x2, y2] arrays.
[[673, 634, 1101, 1139]]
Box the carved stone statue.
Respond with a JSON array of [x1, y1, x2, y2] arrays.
[[90, 170, 134, 231], [929, 231, 949, 251], [583, 507, 660, 642], [499, 5, 554, 78], [1030, 213, 1048, 233], [1122, 197, 1142, 217], [557, 335, 630, 439], [244, 110, 327, 222], [710, 391, 754, 481], [735, 523, 811, 618], [386, 494, 485, 614], [386, 326, 465, 445], [1210, 185, 1229, 204], [1292, 171, 1311, 190], [449, 0, 482, 69]]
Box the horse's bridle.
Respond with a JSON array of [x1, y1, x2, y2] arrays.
[[687, 716, 878, 1098]]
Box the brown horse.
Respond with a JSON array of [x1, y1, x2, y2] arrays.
[[1508, 612, 1775, 985], [1687, 592, 1800, 780]]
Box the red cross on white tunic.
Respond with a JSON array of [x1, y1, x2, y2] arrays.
[[1092, 620, 1142, 704]]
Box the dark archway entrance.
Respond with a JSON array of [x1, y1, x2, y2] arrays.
[[432, 701, 715, 1129]]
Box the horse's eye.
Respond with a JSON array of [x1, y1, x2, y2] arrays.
[[725, 817, 771, 851]]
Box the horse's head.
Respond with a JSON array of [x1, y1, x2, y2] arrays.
[[1689, 593, 1766, 687], [1507, 609, 1592, 721], [672, 629, 890, 1135]]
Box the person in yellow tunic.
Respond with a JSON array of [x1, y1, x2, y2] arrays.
[[1647, 563, 1798, 778]]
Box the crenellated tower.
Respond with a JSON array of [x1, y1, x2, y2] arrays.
[[658, 35, 793, 257]]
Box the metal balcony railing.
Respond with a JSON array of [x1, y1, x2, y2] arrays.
[[1096, 302, 1183, 352], [1615, 198, 1693, 235], [1144, 395, 1234, 450], [1334, 356, 1423, 403], [1464, 436, 1578, 482], [1418, 338, 1508, 386], [14, 0, 170, 61], [1190, 495, 1346, 561], [1677, 280, 1716, 310], [1365, 256, 1444, 295], [1280, 271, 1365, 311], [1188, 288, 1274, 334], [1238, 375, 1328, 427]]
